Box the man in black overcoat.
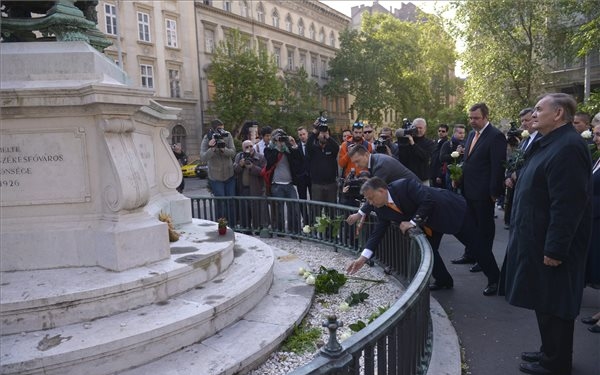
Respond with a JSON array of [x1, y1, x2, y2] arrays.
[[505, 93, 592, 375]]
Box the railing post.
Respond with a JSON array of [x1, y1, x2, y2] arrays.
[[321, 315, 343, 358]]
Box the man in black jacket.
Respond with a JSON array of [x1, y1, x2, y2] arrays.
[[396, 118, 435, 185], [430, 124, 449, 188], [306, 123, 339, 203]]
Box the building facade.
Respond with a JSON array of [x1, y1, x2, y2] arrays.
[[96, 1, 350, 157]]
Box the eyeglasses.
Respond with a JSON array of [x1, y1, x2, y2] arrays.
[[352, 122, 364, 128], [438, 130, 447, 133], [364, 130, 373, 134]]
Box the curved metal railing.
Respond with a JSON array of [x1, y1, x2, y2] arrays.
[[189, 195, 433, 375]]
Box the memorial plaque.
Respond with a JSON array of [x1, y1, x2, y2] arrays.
[[0, 128, 91, 206]]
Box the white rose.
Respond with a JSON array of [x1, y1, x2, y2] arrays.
[[581, 130, 592, 139], [305, 275, 316, 285], [298, 267, 306, 276], [521, 130, 530, 138], [450, 151, 460, 159], [303, 271, 312, 279], [339, 331, 352, 341], [302, 225, 311, 234], [339, 302, 350, 312]]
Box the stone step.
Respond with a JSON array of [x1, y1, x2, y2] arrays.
[[0, 219, 234, 335], [0, 232, 275, 375], [118, 247, 314, 375]]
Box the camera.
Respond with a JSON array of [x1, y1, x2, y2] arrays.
[[207, 128, 229, 148], [341, 169, 369, 197], [374, 137, 388, 154], [506, 121, 522, 148], [395, 118, 417, 138], [315, 111, 329, 133], [242, 151, 253, 163]]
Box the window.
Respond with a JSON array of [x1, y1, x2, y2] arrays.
[[165, 19, 178, 48], [171, 124, 186, 146], [319, 28, 325, 44], [256, 3, 264, 23], [273, 47, 281, 67], [240, 1, 248, 17], [285, 15, 292, 32], [299, 54, 306, 70], [140, 64, 154, 88], [104, 3, 117, 36], [298, 19, 304, 36], [203, 0, 211, 4], [205, 29, 214, 53], [309, 24, 315, 40], [329, 31, 335, 47], [321, 59, 327, 78], [169, 69, 181, 98], [137, 11, 151, 42], [223, 1, 231, 12], [272, 9, 279, 28], [311, 56, 317, 77], [287, 50, 294, 70]]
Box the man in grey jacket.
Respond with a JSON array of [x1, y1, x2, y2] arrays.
[[200, 119, 236, 222]]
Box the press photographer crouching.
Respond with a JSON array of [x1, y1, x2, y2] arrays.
[[396, 118, 435, 185], [200, 119, 236, 223], [340, 167, 370, 207]]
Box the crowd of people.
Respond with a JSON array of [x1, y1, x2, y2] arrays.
[[175, 95, 599, 375]]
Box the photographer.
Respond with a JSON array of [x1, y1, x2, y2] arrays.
[[172, 143, 187, 193], [264, 129, 303, 233], [396, 118, 435, 185], [307, 114, 340, 203], [338, 121, 373, 206], [234, 140, 268, 232], [200, 119, 236, 222], [373, 127, 398, 157]]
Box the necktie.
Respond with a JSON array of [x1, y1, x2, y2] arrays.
[[468, 131, 480, 156], [387, 202, 402, 214]]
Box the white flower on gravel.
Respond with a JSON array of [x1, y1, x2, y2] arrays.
[[450, 151, 460, 159], [339, 302, 350, 312], [298, 267, 306, 276], [339, 331, 351, 341], [302, 225, 311, 234], [303, 271, 312, 279], [305, 275, 316, 285], [521, 130, 530, 138], [582, 130, 592, 139]]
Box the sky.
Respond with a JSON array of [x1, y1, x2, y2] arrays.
[[319, 1, 466, 77]]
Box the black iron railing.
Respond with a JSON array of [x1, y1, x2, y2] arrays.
[[189, 196, 433, 375]]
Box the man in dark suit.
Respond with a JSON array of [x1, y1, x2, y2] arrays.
[[451, 103, 504, 295], [346, 177, 496, 295], [505, 93, 592, 375]]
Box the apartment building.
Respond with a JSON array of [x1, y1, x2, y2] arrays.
[[96, 1, 350, 156]]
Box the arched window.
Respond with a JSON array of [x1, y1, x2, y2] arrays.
[[256, 2, 264, 23], [309, 23, 315, 40], [298, 18, 304, 36], [329, 31, 335, 47], [285, 14, 292, 32], [319, 28, 325, 43], [272, 8, 279, 28], [171, 124, 187, 147], [239, 0, 248, 17]]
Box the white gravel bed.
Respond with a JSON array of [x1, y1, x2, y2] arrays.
[[249, 237, 405, 375]]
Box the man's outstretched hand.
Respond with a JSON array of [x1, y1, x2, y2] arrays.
[[346, 256, 368, 275]]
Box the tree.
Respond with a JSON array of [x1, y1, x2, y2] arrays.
[[207, 29, 282, 137], [275, 67, 321, 132]]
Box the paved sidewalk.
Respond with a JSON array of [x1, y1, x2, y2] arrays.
[[433, 207, 600, 375]]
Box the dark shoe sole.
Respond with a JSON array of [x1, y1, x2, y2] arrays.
[[589, 325, 600, 333], [581, 316, 599, 325], [521, 351, 543, 362]]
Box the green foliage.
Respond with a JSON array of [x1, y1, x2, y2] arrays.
[[345, 291, 369, 307], [314, 266, 347, 294], [348, 305, 390, 332], [313, 210, 345, 237], [275, 67, 321, 130], [281, 321, 322, 354], [326, 11, 458, 124], [578, 90, 600, 116], [207, 29, 282, 137]]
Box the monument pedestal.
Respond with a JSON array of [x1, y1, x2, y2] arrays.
[[0, 42, 190, 271]]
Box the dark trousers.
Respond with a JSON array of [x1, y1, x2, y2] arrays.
[[464, 198, 500, 284], [535, 311, 574, 373], [297, 177, 311, 226], [427, 231, 453, 285]]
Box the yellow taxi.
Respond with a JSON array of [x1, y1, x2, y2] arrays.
[[181, 160, 203, 177]]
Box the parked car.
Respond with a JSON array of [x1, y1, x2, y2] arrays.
[[181, 160, 202, 177], [194, 161, 208, 179]]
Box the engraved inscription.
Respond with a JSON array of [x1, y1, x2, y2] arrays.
[[0, 129, 90, 206]]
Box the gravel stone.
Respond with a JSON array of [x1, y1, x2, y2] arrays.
[[249, 237, 405, 375]]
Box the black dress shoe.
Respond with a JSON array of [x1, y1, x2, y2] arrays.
[[451, 256, 477, 264], [469, 263, 482, 272], [429, 281, 453, 291], [589, 324, 600, 333], [483, 283, 498, 296], [581, 316, 599, 325], [519, 362, 568, 375], [521, 351, 543, 362]]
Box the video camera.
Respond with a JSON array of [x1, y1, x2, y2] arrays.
[[395, 118, 417, 138], [315, 111, 329, 133], [374, 137, 389, 154], [242, 151, 253, 163], [207, 128, 229, 148], [506, 121, 522, 148], [340, 169, 369, 197]]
